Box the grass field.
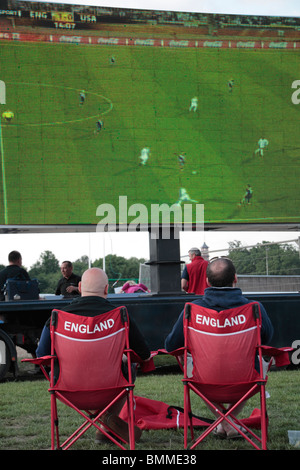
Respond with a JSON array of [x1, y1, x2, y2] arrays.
[[0, 355, 299, 451], [0, 40, 299, 226]]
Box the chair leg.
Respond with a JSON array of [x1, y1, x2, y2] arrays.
[[127, 390, 136, 450], [50, 393, 60, 450], [186, 384, 268, 451], [260, 385, 268, 450], [184, 385, 194, 448]]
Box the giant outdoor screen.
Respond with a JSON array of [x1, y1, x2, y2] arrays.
[[0, 1, 300, 229]]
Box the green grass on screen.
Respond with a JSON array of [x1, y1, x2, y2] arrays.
[[0, 42, 299, 225]]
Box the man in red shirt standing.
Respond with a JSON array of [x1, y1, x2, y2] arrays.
[[181, 247, 209, 295]]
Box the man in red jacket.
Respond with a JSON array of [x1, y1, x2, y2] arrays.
[[181, 247, 209, 295]]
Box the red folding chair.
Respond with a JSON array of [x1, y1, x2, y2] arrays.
[[23, 306, 137, 450], [182, 302, 269, 450]]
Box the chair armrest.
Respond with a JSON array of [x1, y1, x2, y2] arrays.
[[155, 348, 187, 372], [156, 348, 186, 357], [260, 345, 293, 367], [21, 355, 55, 367], [125, 350, 156, 373], [21, 355, 55, 381], [140, 356, 155, 373]]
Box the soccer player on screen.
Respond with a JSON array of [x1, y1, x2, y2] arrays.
[[95, 119, 104, 134], [228, 79, 234, 92], [176, 188, 198, 205], [189, 96, 198, 112], [255, 137, 269, 157], [238, 184, 253, 206], [139, 147, 150, 166], [2, 110, 14, 122], [177, 153, 186, 170], [79, 90, 85, 105]]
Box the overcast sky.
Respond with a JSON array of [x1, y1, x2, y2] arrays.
[[1, 0, 299, 270]]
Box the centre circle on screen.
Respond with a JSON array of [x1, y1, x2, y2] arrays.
[[3, 82, 113, 127]]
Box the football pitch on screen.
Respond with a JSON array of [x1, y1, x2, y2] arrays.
[[0, 41, 299, 226]]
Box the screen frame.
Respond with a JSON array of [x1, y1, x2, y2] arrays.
[[1, 1, 300, 233]]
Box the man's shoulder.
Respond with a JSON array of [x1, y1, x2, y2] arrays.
[[193, 256, 208, 264], [0, 266, 9, 275], [187, 256, 208, 271], [20, 266, 30, 275], [5, 265, 29, 278], [63, 296, 116, 315]]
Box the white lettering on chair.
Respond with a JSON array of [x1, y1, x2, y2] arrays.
[[195, 314, 246, 328], [64, 319, 114, 334]]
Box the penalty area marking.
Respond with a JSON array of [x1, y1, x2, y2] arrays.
[[2, 82, 113, 127], [0, 82, 113, 223]]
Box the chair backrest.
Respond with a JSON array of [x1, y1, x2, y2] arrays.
[[184, 302, 262, 384], [50, 306, 130, 391]]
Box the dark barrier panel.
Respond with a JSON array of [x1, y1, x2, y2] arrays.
[[0, 292, 299, 352], [111, 292, 300, 350]]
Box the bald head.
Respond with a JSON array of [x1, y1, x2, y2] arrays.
[[207, 258, 237, 288], [79, 268, 109, 297]]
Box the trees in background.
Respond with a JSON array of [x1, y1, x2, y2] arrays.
[[27, 251, 146, 293], [6, 241, 299, 294], [228, 241, 300, 276], [29, 250, 60, 293]]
